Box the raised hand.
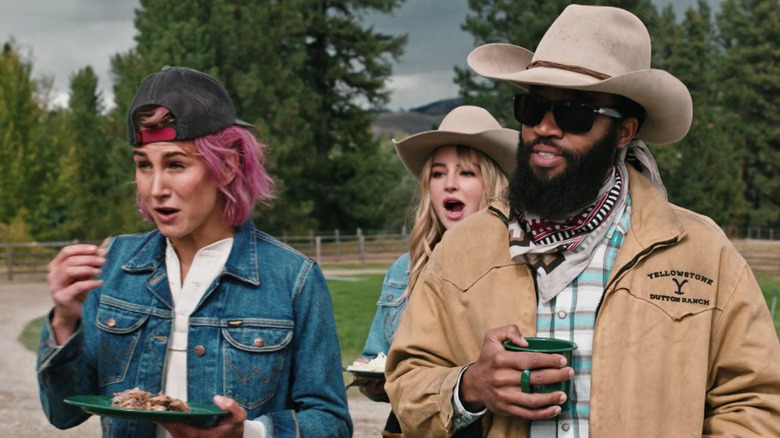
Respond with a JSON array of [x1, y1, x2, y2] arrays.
[[47, 243, 106, 343]]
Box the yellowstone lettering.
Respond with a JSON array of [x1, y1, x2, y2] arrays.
[[646, 270, 713, 285]]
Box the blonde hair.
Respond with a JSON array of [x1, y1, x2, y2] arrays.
[[405, 145, 508, 296]]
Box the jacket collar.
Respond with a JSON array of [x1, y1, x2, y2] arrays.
[[619, 165, 686, 254], [222, 221, 261, 286], [121, 220, 260, 286]]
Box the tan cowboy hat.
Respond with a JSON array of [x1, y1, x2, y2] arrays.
[[467, 4, 692, 145], [392, 105, 519, 180]]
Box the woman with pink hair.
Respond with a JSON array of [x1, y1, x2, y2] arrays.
[[37, 67, 351, 438]]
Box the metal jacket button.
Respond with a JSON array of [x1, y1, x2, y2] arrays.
[[194, 345, 206, 356], [254, 338, 265, 347], [106, 318, 116, 327]]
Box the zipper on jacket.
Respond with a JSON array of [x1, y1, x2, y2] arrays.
[[590, 236, 678, 437], [594, 237, 679, 324]]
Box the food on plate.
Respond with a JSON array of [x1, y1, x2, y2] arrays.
[[110, 387, 191, 412], [347, 352, 387, 373]]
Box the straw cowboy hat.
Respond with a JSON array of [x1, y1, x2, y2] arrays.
[[467, 4, 692, 145], [392, 105, 519, 180]]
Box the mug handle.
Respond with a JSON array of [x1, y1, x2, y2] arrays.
[[521, 369, 531, 393]]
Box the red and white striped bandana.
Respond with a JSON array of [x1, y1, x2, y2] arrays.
[[508, 163, 628, 301]]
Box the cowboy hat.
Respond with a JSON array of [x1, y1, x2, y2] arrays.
[[467, 4, 692, 145], [392, 105, 519, 180]]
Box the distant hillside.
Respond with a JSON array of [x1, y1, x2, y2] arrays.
[[371, 97, 462, 139], [409, 98, 463, 116]]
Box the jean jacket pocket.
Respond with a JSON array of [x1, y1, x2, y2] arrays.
[[221, 319, 294, 410], [95, 302, 149, 387]]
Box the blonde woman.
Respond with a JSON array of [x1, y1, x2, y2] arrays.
[[352, 106, 518, 437]]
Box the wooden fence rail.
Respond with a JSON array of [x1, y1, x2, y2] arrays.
[[0, 230, 409, 281], [3, 234, 780, 283], [0, 241, 80, 281]]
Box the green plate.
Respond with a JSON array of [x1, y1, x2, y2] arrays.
[[64, 395, 228, 426], [345, 368, 384, 379]]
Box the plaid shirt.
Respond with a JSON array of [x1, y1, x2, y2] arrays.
[[452, 199, 631, 436], [529, 200, 631, 437]]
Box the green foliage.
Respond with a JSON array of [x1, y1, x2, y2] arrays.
[[717, 0, 780, 228], [0, 43, 43, 223], [652, 1, 747, 223], [109, 0, 408, 235], [0, 208, 35, 243], [7, 0, 780, 240], [0, 1, 413, 241]]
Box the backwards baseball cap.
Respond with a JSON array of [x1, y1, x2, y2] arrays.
[[127, 66, 253, 146]]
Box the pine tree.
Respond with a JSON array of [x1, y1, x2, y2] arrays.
[[651, 1, 747, 227], [109, 0, 408, 234], [292, 0, 407, 231], [716, 0, 780, 228], [0, 41, 68, 240], [57, 67, 139, 239]]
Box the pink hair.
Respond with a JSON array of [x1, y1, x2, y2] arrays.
[[134, 107, 274, 226], [194, 126, 275, 225]]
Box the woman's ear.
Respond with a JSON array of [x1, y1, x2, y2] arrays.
[[224, 151, 240, 185]]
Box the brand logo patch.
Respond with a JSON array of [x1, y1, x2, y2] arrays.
[[672, 278, 687, 295], [646, 270, 713, 306]]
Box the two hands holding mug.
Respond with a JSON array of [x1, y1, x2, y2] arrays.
[[459, 325, 576, 420]]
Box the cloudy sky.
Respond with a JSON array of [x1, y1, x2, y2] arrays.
[[1, 0, 719, 112]]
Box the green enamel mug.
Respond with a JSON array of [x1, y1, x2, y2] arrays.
[[503, 337, 578, 412]]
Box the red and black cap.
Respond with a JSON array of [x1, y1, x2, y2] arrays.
[[127, 66, 253, 146]]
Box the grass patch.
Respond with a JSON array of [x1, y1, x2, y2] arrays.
[[755, 273, 780, 334], [323, 263, 390, 271], [329, 274, 385, 363], [20, 315, 44, 351]]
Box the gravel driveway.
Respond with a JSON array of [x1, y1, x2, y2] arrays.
[[0, 280, 390, 437]]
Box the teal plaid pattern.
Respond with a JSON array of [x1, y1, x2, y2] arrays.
[[529, 198, 631, 437]]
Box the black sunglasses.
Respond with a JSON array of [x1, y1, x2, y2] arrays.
[[513, 93, 624, 134]]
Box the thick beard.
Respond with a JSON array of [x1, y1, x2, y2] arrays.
[[508, 123, 620, 219]]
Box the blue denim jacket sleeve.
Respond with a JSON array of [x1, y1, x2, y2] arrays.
[[37, 239, 114, 431], [360, 253, 409, 359], [37, 309, 96, 429], [261, 262, 353, 437]]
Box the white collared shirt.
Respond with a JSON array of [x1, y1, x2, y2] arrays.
[[155, 238, 267, 438]]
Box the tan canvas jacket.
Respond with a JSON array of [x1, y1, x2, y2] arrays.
[[385, 166, 780, 437]]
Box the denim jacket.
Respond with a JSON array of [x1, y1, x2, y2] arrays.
[[37, 221, 352, 438], [360, 253, 409, 360]]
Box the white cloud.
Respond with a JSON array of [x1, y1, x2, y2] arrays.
[[385, 71, 460, 111], [0, 0, 137, 109]]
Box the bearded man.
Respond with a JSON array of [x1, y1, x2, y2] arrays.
[[385, 5, 780, 438]]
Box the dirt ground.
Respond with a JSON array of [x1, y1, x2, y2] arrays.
[[0, 280, 390, 437]]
